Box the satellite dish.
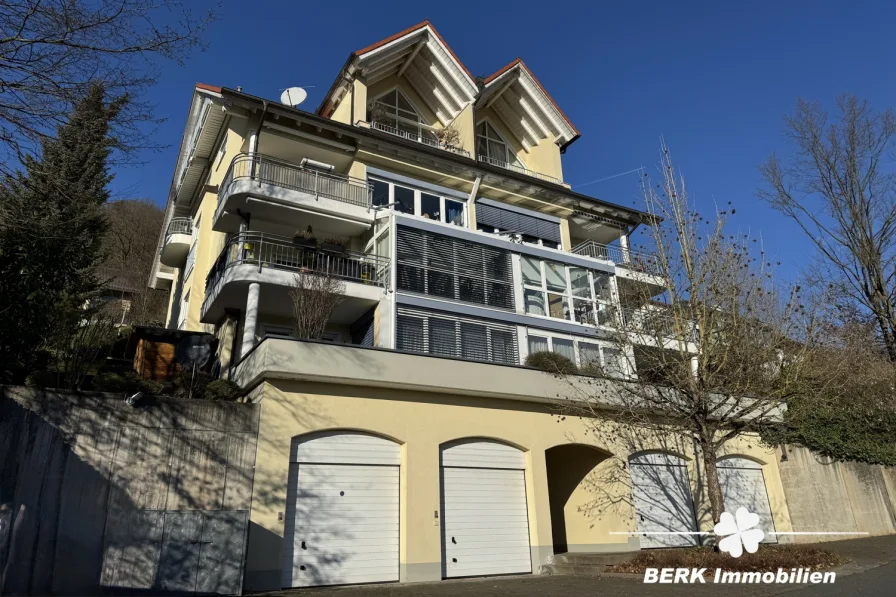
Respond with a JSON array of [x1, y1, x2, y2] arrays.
[[176, 335, 212, 370], [280, 87, 308, 108]]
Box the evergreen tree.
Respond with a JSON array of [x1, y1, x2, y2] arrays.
[[0, 84, 126, 382]]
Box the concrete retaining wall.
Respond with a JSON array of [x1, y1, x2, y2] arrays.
[[777, 445, 896, 542], [0, 386, 259, 595]]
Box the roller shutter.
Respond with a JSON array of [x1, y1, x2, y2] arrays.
[[475, 202, 561, 244], [629, 453, 699, 548], [440, 440, 531, 578], [282, 432, 400, 587], [718, 457, 777, 543]]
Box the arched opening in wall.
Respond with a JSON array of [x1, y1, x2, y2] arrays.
[[717, 456, 777, 543], [545, 444, 612, 554]]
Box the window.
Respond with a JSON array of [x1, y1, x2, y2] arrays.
[[397, 226, 514, 310], [370, 89, 437, 144], [262, 324, 295, 338], [527, 333, 629, 377], [396, 306, 519, 365], [178, 290, 189, 330], [477, 121, 524, 168], [521, 257, 616, 326], [369, 177, 466, 226], [475, 201, 561, 248]]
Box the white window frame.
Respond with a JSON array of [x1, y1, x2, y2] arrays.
[[371, 88, 436, 144], [369, 177, 467, 227], [523, 330, 630, 377], [178, 290, 189, 330], [520, 256, 616, 326], [476, 119, 526, 168]]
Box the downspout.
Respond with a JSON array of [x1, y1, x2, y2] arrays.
[[248, 100, 269, 180]]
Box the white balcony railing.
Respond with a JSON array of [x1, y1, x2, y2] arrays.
[[572, 240, 662, 276], [365, 120, 471, 158], [477, 154, 563, 185], [218, 153, 372, 209]]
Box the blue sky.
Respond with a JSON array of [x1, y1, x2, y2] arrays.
[[112, 0, 896, 283]]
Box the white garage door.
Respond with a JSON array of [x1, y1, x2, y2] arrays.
[[440, 440, 531, 578], [718, 457, 777, 543], [629, 453, 699, 548], [282, 432, 400, 588]]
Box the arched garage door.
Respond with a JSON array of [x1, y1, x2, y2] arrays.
[[629, 453, 699, 548], [282, 432, 400, 588], [440, 440, 532, 578], [718, 457, 777, 543]]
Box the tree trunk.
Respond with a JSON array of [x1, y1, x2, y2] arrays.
[[700, 442, 725, 523]]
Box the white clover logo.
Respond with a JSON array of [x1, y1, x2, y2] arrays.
[[714, 507, 765, 558]]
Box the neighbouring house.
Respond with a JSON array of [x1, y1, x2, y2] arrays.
[[148, 20, 795, 591]]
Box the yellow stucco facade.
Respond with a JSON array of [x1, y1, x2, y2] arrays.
[[241, 374, 794, 590]]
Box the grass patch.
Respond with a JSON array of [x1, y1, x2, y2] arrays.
[[608, 545, 845, 573]]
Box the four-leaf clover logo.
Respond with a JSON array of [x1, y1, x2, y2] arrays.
[[714, 507, 765, 558]]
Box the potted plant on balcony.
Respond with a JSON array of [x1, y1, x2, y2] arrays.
[[293, 226, 317, 250], [321, 236, 348, 255], [434, 124, 462, 153]]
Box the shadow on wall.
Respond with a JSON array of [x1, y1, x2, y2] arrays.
[[0, 386, 259, 596], [556, 423, 705, 549]]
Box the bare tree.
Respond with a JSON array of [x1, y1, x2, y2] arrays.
[[759, 96, 896, 361], [562, 143, 829, 523], [51, 299, 120, 390], [0, 0, 216, 168], [101, 198, 167, 325], [289, 270, 345, 340]]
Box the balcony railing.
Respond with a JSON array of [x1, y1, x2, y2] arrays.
[[365, 120, 471, 158], [571, 240, 662, 276], [166, 217, 192, 236], [621, 308, 698, 343], [477, 154, 563, 185], [204, 232, 390, 312], [218, 153, 372, 209]]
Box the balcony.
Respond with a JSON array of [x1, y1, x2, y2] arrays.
[[213, 153, 374, 234], [621, 308, 698, 343], [159, 217, 193, 267], [364, 120, 471, 158], [571, 240, 662, 276], [477, 155, 563, 185], [201, 231, 389, 324]]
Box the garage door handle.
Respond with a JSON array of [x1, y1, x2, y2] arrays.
[[301, 540, 307, 550], [451, 537, 456, 544], [639, 515, 644, 522]]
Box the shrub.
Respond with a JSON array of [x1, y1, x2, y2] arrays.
[[204, 379, 244, 401], [608, 545, 844, 573], [92, 371, 164, 395], [25, 370, 62, 388], [525, 351, 578, 374]]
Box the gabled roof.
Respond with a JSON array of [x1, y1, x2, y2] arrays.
[[478, 58, 579, 150], [318, 20, 478, 126]]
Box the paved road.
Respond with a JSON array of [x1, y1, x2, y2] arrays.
[[267, 535, 896, 597]]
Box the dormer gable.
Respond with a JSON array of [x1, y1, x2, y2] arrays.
[[319, 20, 478, 127], [478, 58, 579, 151]]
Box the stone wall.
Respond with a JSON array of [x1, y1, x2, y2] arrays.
[[0, 386, 259, 595], [777, 445, 896, 542]]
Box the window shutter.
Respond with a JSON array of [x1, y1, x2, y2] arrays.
[[396, 225, 514, 310], [474, 202, 561, 244], [396, 306, 519, 365]]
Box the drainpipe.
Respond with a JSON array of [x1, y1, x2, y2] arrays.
[[247, 100, 268, 181], [468, 175, 482, 228]]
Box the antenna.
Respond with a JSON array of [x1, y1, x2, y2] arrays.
[[176, 335, 213, 400], [280, 86, 310, 108]]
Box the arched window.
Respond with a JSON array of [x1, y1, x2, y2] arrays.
[[476, 121, 524, 168], [370, 89, 436, 144]]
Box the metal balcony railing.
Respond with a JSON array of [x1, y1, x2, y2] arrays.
[[571, 240, 662, 276], [365, 120, 471, 157], [218, 153, 372, 209], [477, 154, 563, 185], [166, 217, 192, 236], [204, 232, 390, 312], [621, 308, 698, 343]]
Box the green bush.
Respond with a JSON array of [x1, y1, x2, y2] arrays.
[[92, 371, 164, 395], [524, 351, 578, 374], [204, 379, 244, 401]]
